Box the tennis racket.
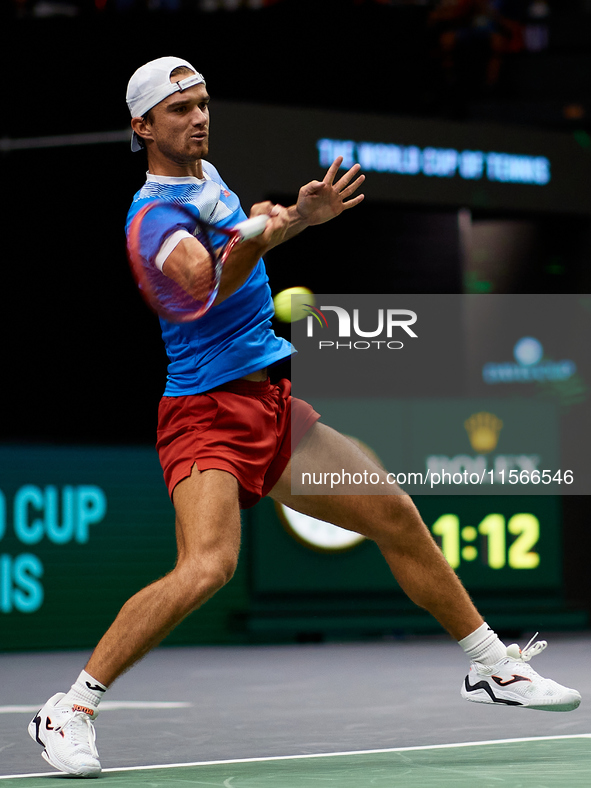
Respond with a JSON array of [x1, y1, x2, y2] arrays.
[[127, 201, 268, 322]]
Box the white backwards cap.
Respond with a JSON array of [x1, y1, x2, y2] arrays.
[[126, 56, 206, 152]]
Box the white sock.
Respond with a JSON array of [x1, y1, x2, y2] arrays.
[[459, 622, 506, 665], [60, 670, 107, 716]]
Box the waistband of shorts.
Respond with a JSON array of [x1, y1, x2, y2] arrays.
[[209, 377, 272, 395]]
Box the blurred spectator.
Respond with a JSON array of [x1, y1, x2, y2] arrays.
[[9, 0, 79, 16], [353, 1, 430, 5], [7, 0, 285, 16], [198, 0, 283, 9], [524, 0, 549, 52], [147, 0, 182, 10], [429, 0, 524, 88]]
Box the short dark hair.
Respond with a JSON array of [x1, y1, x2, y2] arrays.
[[169, 65, 195, 79]]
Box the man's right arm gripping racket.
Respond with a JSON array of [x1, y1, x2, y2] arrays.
[[162, 203, 288, 307], [126, 201, 289, 322]]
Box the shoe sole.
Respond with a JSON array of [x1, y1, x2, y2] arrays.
[[41, 749, 101, 778]]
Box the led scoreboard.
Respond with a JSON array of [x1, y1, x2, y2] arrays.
[[416, 496, 560, 591]]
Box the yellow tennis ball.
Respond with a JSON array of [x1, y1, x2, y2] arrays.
[[273, 287, 315, 323]]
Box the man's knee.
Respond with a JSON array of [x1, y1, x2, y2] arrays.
[[200, 549, 238, 593], [209, 550, 239, 590], [364, 493, 425, 542], [174, 549, 238, 611]]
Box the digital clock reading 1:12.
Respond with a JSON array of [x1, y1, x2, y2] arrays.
[[432, 513, 540, 570]]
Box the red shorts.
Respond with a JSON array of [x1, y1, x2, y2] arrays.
[[156, 378, 320, 508]]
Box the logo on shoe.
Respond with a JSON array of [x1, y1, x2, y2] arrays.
[[72, 704, 95, 716], [491, 674, 531, 687], [463, 675, 524, 706], [45, 716, 65, 737]]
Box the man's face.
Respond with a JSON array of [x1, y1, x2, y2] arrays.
[[144, 78, 210, 165]]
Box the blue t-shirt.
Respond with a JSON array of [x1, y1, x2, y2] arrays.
[[126, 163, 293, 395]]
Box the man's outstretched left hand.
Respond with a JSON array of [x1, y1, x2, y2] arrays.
[[296, 157, 365, 226]]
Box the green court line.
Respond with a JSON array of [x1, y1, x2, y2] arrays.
[[3, 736, 590, 787]]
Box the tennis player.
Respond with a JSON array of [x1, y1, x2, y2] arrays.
[[28, 57, 581, 777]]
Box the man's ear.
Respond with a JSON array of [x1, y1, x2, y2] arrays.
[[131, 116, 153, 146]]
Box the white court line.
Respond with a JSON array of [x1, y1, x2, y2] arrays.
[[2, 733, 590, 779], [0, 702, 191, 714]]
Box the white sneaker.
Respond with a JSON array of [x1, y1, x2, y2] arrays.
[[461, 634, 582, 712], [28, 692, 101, 777]]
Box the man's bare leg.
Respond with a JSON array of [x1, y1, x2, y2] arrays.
[[270, 422, 483, 641], [27, 466, 243, 776], [85, 466, 241, 687], [272, 432, 581, 713]]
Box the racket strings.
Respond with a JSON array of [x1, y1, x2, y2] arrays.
[[128, 203, 235, 322], [186, 252, 217, 305], [145, 259, 212, 316]]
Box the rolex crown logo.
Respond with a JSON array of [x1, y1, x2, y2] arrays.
[[464, 412, 503, 454]]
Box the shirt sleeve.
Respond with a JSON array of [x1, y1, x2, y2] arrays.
[[155, 229, 194, 271], [127, 201, 199, 269]]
